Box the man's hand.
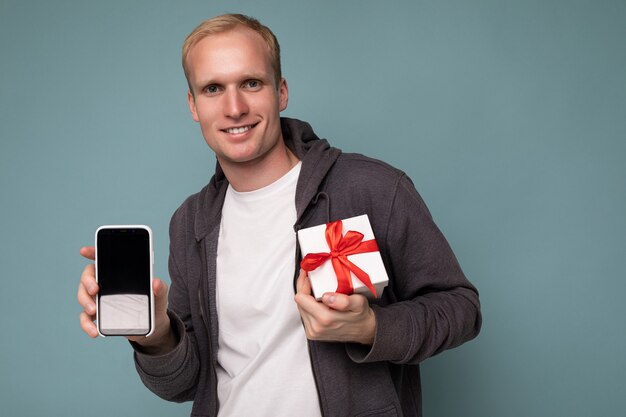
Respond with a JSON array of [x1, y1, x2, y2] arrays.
[[294, 269, 376, 345], [77, 246, 177, 355]]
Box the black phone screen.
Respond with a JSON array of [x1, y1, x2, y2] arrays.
[[96, 227, 151, 336]]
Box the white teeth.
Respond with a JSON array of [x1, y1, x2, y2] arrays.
[[225, 125, 252, 134]]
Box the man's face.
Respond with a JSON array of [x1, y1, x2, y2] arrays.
[[185, 27, 288, 168]]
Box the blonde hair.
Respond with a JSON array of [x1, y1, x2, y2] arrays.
[[182, 14, 282, 89]]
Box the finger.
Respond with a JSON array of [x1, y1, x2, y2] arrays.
[[79, 311, 99, 338], [294, 295, 322, 340], [79, 264, 98, 296], [80, 246, 95, 261], [294, 271, 321, 313], [295, 288, 328, 316], [321, 292, 367, 312], [296, 269, 311, 295], [78, 266, 98, 313], [77, 283, 97, 315], [321, 292, 346, 311]]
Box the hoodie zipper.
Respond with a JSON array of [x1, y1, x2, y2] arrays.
[[198, 239, 219, 417], [294, 222, 327, 417]]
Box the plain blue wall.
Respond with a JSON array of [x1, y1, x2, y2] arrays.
[[1, 0, 624, 416]]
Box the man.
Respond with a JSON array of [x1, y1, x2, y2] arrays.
[[78, 13, 481, 417]]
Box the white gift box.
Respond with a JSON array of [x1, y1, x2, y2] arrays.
[[297, 214, 389, 300]]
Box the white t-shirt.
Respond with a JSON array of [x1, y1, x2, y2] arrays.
[[215, 162, 322, 417]]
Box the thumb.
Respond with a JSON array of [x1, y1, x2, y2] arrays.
[[153, 278, 169, 314], [322, 292, 367, 313]]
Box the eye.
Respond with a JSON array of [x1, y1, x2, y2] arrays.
[[243, 80, 262, 90], [203, 85, 221, 95]]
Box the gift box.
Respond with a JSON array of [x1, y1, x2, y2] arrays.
[[298, 214, 389, 300]]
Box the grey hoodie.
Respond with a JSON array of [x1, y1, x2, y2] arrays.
[[134, 118, 481, 417]]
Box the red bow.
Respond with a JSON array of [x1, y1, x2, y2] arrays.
[[300, 219, 379, 296]]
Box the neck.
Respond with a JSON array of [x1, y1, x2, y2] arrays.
[[219, 142, 299, 192]]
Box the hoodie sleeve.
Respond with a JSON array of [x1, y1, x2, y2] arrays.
[[347, 174, 481, 364], [132, 207, 201, 402]]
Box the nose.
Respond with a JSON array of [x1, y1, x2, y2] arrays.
[[223, 88, 249, 119]]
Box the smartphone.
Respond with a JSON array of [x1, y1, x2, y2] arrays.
[[95, 225, 154, 337]]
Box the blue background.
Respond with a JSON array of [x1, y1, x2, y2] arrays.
[[1, 0, 625, 416]]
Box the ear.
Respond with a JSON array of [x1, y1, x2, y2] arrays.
[[278, 78, 289, 112], [187, 90, 200, 122]]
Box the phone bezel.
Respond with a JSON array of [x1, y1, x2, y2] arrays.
[[95, 225, 155, 337]]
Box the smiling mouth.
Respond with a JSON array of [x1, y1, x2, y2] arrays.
[[223, 124, 257, 134]]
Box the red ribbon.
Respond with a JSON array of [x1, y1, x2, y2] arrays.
[[300, 219, 379, 297]]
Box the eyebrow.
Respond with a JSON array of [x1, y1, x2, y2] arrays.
[[195, 72, 271, 87]]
